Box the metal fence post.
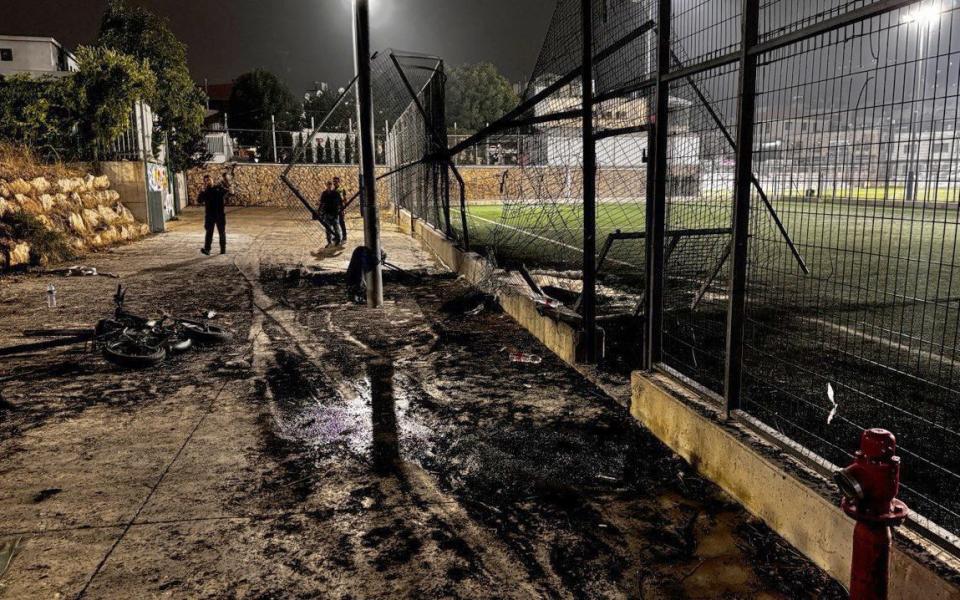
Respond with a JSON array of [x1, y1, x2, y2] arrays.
[[581, 0, 598, 364], [724, 0, 761, 414], [353, 0, 384, 307], [271, 114, 278, 163], [645, 0, 671, 369], [435, 63, 453, 237]]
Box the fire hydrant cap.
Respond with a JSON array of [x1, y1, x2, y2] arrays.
[[860, 428, 896, 459]]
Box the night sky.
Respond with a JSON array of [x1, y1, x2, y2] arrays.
[[4, 0, 557, 93]]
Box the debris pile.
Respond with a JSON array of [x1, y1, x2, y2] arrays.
[[0, 148, 149, 269]]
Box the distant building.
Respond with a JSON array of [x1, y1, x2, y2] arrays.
[[527, 80, 698, 168], [204, 82, 233, 113], [0, 35, 78, 78], [202, 81, 234, 128], [201, 81, 238, 162]]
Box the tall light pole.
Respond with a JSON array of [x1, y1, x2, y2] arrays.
[[903, 1, 942, 201], [581, 0, 598, 363], [353, 0, 383, 307]]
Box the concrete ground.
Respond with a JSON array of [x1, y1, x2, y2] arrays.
[[0, 207, 845, 599]]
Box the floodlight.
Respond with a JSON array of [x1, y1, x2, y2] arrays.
[[903, 3, 943, 25]]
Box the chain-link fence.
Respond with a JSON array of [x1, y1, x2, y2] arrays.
[[384, 0, 960, 553]]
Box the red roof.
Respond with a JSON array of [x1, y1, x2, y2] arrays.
[[205, 82, 234, 102]]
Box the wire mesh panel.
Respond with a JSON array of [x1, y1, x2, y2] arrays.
[[660, 62, 739, 394], [381, 51, 462, 244], [446, 0, 657, 322], [377, 0, 960, 547], [742, 2, 960, 538], [759, 0, 879, 41], [672, 0, 742, 63]]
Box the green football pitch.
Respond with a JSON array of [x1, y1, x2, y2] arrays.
[[455, 198, 960, 359], [458, 200, 960, 297]]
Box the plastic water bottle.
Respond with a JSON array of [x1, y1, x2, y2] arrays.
[[46, 284, 57, 308], [510, 352, 542, 365]]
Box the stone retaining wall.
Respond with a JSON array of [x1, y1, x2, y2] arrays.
[[454, 165, 653, 201], [187, 164, 392, 212], [0, 170, 149, 269], [187, 163, 662, 209]]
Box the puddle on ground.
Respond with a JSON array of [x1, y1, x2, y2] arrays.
[[269, 363, 435, 464]]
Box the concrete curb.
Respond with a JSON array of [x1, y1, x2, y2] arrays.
[[398, 208, 581, 364], [631, 373, 960, 599]]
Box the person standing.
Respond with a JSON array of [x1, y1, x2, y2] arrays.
[[318, 180, 343, 247], [199, 174, 227, 255], [332, 176, 348, 243]]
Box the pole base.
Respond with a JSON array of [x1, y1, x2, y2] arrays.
[[576, 326, 606, 364]]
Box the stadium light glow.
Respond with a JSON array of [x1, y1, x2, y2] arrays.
[[903, 3, 943, 25]]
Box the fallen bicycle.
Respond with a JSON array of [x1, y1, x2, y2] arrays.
[[0, 285, 232, 368]]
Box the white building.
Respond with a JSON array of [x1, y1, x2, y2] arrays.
[[204, 131, 236, 164], [0, 35, 78, 78], [527, 81, 698, 168]]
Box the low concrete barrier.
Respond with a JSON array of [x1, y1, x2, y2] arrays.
[[631, 372, 960, 600], [400, 207, 582, 364]]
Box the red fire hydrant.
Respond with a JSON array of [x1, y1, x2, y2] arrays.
[[834, 429, 909, 600]]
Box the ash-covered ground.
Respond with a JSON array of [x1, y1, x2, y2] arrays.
[[0, 207, 845, 599]]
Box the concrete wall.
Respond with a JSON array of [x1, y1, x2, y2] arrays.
[[453, 165, 703, 202], [398, 207, 585, 366], [630, 373, 960, 599], [187, 164, 392, 211], [100, 161, 148, 225], [187, 163, 658, 208]]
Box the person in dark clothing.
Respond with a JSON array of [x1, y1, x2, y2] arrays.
[[332, 176, 348, 242], [318, 180, 342, 247], [198, 174, 227, 255]]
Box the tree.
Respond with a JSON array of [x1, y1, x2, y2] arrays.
[[304, 87, 353, 133], [0, 46, 154, 163], [0, 75, 75, 156], [333, 139, 342, 164], [323, 138, 333, 164], [344, 134, 354, 164], [445, 63, 519, 133], [71, 46, 156, 162], [97, 0, 207, 171], [228, 69, 301, 158]]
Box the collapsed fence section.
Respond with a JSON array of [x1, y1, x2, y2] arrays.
[[382, 51, 474, 249], [266, 50, 450, 251]]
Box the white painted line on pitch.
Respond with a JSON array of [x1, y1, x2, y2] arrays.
[[802, 317, 960, 371], [453, 208, 641, 270]]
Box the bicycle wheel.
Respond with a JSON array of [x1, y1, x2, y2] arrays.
[[179, 321, 232, 345], [102, 338, 166, 368], [163, 329, 193, 353]]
